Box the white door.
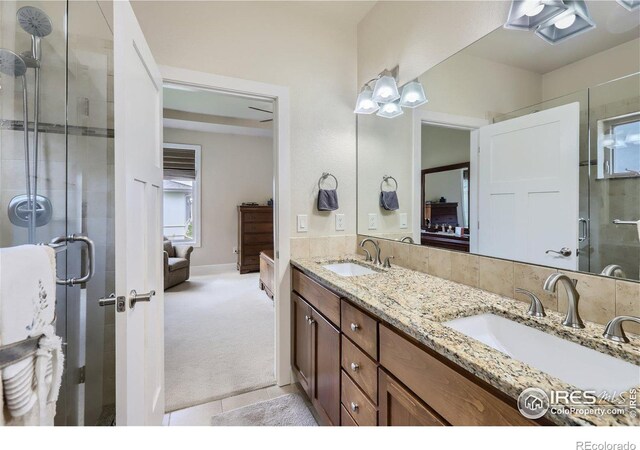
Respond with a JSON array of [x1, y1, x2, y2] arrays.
[[114, 1, 164, 425], [477, 103, 579, 270]]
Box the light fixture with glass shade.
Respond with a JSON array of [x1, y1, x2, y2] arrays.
[[534, 0, 595, 44], [376, 100, 404, 119], [372, 69, 400, 103], [616, 0, 640, 11], [354, 85, 379, 114], [399, 80, 428, 108], [504, 0, 569, 30]]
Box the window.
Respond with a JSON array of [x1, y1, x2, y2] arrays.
[[597, 112, 640, 180], [163, 143, 201, 246]]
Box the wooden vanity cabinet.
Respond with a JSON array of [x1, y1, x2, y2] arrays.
[[291, 270, 341, 426], [379, 369, 448, 426]]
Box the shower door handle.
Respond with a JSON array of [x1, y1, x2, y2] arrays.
[[50, 234, 96, 286]]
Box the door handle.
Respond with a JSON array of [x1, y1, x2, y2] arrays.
[[98, 293, 126, 312], [545, 247, 572, 257], [129, 289, 156, 310], [49, 234, 95, 285], [578, 218, 588, 242], [613, 219, 639, 225]]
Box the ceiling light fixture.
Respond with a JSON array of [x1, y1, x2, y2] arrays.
[[399, 80, 428, 108], [504, 0, 569, 30], [535, 1, 595, 44], [376, 100, 404, 119], [354, 85, 379, 114], [616, 0, 640, 11]]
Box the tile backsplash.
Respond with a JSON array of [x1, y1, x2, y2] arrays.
[[353, 235, 640, 334]]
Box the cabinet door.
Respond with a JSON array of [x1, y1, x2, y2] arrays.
[[292, 293, 312, 396], [378, 369, 447, 426], [311, 310, 341, 426]]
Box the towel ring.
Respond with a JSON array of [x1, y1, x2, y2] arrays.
[[380, 175, 398, 192], [318, 172, 338, 190]]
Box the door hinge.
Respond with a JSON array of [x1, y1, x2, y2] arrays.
[[478, 145, 480, 154], [276, 250, 279, 259], [78, 365, 86, 384], [477, 221, 480, 230]]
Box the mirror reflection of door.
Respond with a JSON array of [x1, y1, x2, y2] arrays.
[[421, 124, 472, 252]]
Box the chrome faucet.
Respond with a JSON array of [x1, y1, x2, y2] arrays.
[[360, 238, 382, 265], [603, 316, 640, 343], [543, 274, 584, 329], [600, 264, 626, 278], [515, 288, 546, 318], [400, 236, 414, 244]]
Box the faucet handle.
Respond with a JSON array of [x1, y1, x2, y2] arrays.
[[383, 256, 394, 268], [515, 288, 546, 318]]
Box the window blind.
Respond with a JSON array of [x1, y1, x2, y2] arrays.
[[163, 147, 196, 180]]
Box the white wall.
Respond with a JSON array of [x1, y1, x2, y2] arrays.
[[422, 125, 471, 169], [132, 2, 361, 239], [164, 128, 273, 266], [357, 1, 509, 86], [542, 38, 640, 101]]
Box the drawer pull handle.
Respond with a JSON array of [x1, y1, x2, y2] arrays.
[[350, 362, 360, 372], [350, 323, 360, 332], [350, 402, 359, 412], [307, 317, 315, 325], [304, 315, 310, 322]]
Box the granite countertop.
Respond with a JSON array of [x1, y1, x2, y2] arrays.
[[290, 255, 640, 426]]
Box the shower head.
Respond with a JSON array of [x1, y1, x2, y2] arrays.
[[17, 6, 52, 38], [0, 49, 27, 77]]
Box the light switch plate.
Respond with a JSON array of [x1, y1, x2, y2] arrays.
[[297, 214, 308, 233], [368, 213, 378, 230], [335, 214, 345, 231], [399, 213, 408, 229]]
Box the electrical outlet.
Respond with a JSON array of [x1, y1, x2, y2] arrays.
[[399, 213, 408, 229], [335, 214, 345, 231], [368, 213, 378, 230], [297, 214, 308, 233]]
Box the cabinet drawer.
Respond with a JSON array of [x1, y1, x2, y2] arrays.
[[341, 300, 377, 359], [341, 371, 377, 426], [243, 233, 273, 245], [242, 255, 260, 266], [243, 222, 273, 233], [242, 211, 273, 223], [341, 405, 358, 427], [379, 324, 533, 426], [341, 336, 377, 403], [292, 269, 340, 326]]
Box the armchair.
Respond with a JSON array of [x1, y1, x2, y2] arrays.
[[163, 237, 194, 290]]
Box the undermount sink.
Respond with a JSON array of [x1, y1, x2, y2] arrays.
[[444, 313, 640, 395], [322, 262, 378, 277]]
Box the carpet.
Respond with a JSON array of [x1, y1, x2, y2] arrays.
[[210, 394, 318, 426], [164, 270, 275, 412]]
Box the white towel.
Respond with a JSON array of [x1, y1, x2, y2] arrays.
[[0, 245, 62, 424]]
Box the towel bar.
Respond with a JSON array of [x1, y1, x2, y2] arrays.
[[318, 172, 338, 190], [0, 335, 41, 370], [380, 175, 398, 192]]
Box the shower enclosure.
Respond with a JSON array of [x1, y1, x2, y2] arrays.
[[0, 1, 115, 425]]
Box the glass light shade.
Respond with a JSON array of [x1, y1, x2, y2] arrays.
[[376, 101, 403, 119], [372, 75, 400, 103], [354, 86, 379, 114], [535, 1, 595, 44], [616, 0, 640, 11], [504, 0, 568, 30], [399, 81, 428, 108]]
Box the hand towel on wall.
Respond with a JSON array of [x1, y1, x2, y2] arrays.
[[380, 191, 399, 211], [317, 189, 339, 211], [0, 245, 63, 425]]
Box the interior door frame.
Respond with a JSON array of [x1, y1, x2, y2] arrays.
[[412, 110, 488, 245], [159, 65, 292, 387]]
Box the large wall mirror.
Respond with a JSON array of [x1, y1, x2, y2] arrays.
[[357, 1, 640, 281]]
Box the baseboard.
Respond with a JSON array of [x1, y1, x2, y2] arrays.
[[191, 263, 237, 276]]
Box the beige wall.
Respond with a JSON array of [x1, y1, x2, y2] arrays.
[[164, 128, 273, 266], [422, 124, 471, 169], [357, 1, 509, 86], [132, 1, 361, 239]]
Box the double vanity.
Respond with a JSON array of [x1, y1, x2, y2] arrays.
[[290, 255, 640, 426]]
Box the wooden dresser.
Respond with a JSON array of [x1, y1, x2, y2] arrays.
[[237, 205, 273, 274], [424, 202, 459, 227]]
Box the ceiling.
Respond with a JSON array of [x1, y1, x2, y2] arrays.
[[464, 1, 640, 74], [163, 85, 274, 122]]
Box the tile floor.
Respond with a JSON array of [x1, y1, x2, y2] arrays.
[[164, 384, 302, 426]]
